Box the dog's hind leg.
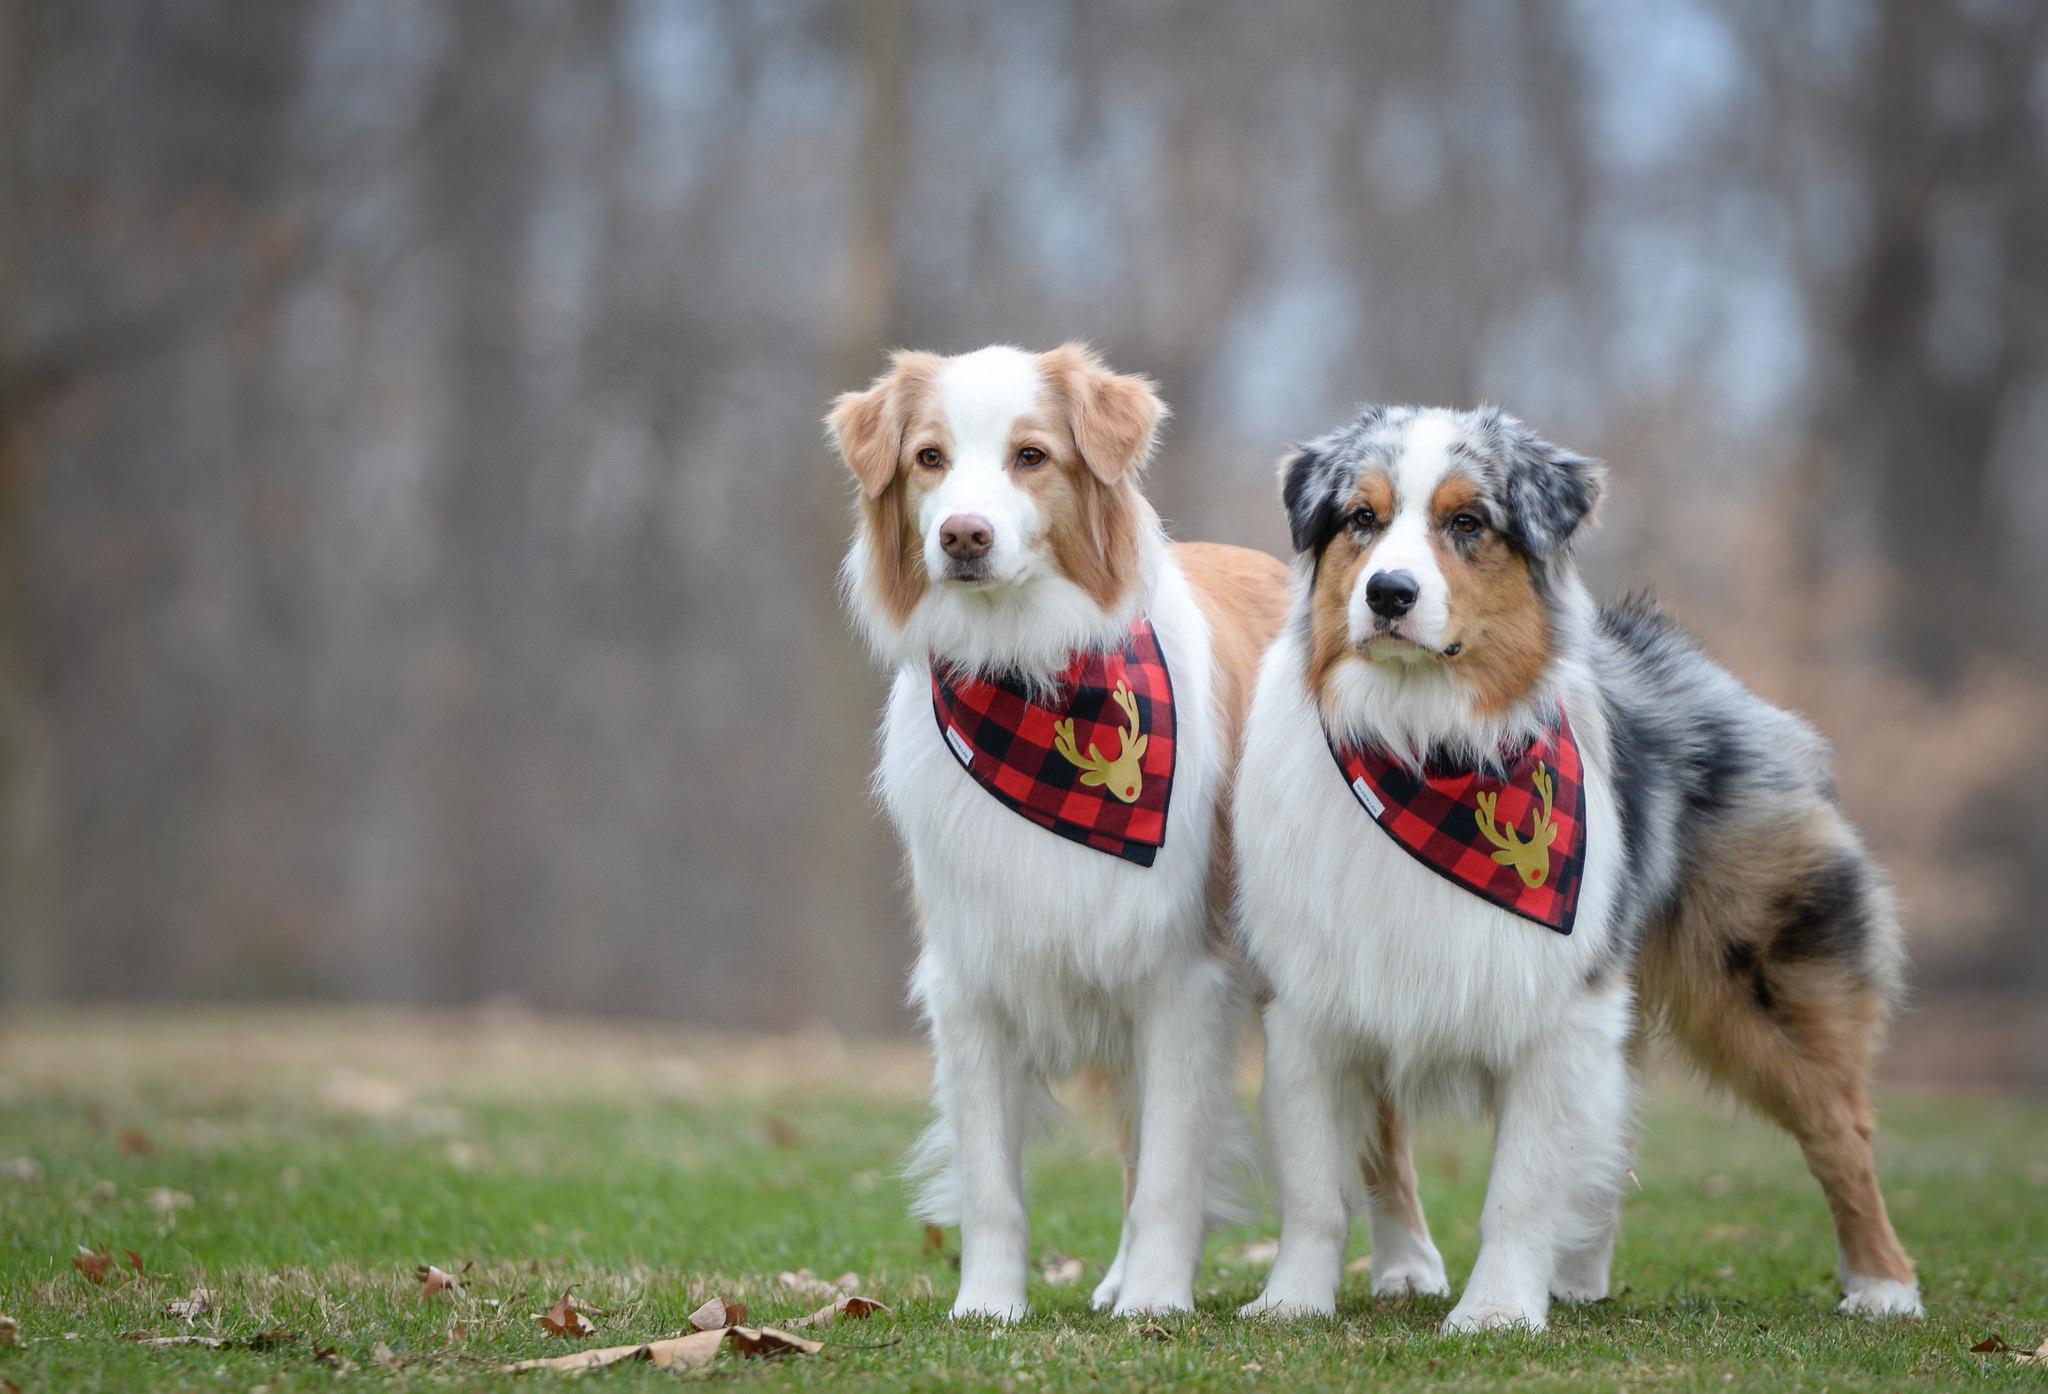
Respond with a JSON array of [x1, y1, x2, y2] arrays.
[[1089, 1094, 1137, 1311], [1361, 1098, 1448, 1297], [1643, 806, 1920, 1317], [1551, 1027, 1644, 1303]]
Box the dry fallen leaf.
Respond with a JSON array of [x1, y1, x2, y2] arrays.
[[788, 1293, 889, 1329], [534, 1287, 600, 1338], [247, 1328, 295, 1349], [778, 1268, 859, 1301], [1041, 1251, 1084, 1286], [0, 1314, 18, 1348], [165, 1286, 215, 1320], [729, 1325, 825, 1359], [1134, 1321, 1170, 1342], [501, 1326, 729, 1374], [372, 1339, 404, 1369], [1972, 1335, 2014, 1354], [687, 1295, 747, 1331], [72, 1246, 113, 1284], [127, 1334, 223, 1349], [312, 1341, 345, 1369], [763, 1116, 804, 1149], [117, 1128, 154, 1156], [124, 1249, 145, 1276], [417, 1262, 469, 1298], [2017, 1339, 2048, 1367]]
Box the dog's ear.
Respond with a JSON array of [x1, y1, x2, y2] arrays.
[[1279, 444, 1343, 557], [1490, 409, 1604, 558], [1041, 342, 1166, 484], [827, 352, 940, 499]]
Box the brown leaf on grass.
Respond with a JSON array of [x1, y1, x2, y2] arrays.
[[311, 1342, 345, 1369], [247, 1328, 295, 1349], [1972, 1335, 2013, 1353], [124, 1249, 144, 1275], [117, 1128, 154, 1156], [165, 1286, 215, 1320], [922, 1223, 947, 1257], [372, 1339, 404, 1369], [1134, 1320, 1170, 1342], [73, 1246, 113, 1284], [686, 1294, 747, 1332], [417, 1262, 469, 1298], [0, 1314, 18, 1348], [1040, 1251, 1084, 1285], [1, 1375, 18, 1393], [2016, 1339, 2048, 1367], [787, 1294, 889, 1329], [762, 1116, 804, 1149], [778, 1268, 859, 1301], [500, 1326, 729, 1374], [534, 1287, 600, 1338], [728, 1325, 824, 1359]]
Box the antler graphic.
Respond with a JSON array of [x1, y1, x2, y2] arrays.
[[1474, 761, 1558, 888], [1052, 680, 1149, 804]]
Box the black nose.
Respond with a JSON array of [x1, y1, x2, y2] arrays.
[[1365, 569, 1420, 618]]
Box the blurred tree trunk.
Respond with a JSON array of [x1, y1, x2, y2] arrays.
[[0, 0, 53, 1000], [800, 0, 913, 1033], [1833, 0, 2048, 1078]]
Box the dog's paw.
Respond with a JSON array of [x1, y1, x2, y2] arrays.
[[1236, 1291, 1335, 1319], [1549, 1278, 1609, 1303], [1838, 1277, 1922, 1318], [1088, 1265, 1123, 1312], [1371, 1253, 1451, 1298], [1442, 1300, 1546, 1333], [950, 1295, 1028, 1323]]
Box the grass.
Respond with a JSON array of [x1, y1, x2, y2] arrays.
[[0, 1009, 2043, 1391]]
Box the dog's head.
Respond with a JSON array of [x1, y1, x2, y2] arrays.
[[1282, 405, 1603, 720], [828, 343, 1165, 670]]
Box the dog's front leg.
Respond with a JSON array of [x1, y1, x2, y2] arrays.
[[1241, 1005, 1353, 1318], [933, 1004, 1032, 1321], [1112, 966, 1231, 1315], [1445, 1014, 1631, 1333]]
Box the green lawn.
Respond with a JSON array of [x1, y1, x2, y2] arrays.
[[0, 1010, 2043, 1391]]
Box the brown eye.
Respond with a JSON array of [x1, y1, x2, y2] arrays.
[[1015, 446, 1046, 469], [1349, 506, 1377, 530], [915, 447, 944, 469], [1450, 512, 1483, 535]]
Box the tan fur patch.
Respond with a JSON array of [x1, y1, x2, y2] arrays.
[[1431, 485, 1551, 716], [1037, 342, 1166, 483], [1174, 541, 1289, 956], [1306, 472, 1393, 703], [1360, 1097, 1433, 1246]]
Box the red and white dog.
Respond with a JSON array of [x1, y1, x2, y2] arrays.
[[828, 344, 1291, 1318]]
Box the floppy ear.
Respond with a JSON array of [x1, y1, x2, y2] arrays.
[[827, 379, 902, 500], [1042, 342, 1167, 484], [1493, 410, 1605, 558], [828, 351, 942, 499], [1279, 445, 1342, 557]]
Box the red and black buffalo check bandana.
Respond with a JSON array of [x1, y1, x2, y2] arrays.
[[1327, 703, 1585, 934], [929, 616, 1176, 866]]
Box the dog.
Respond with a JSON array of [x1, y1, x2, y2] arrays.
[[1233, 404, 1920, 1330], [827, 342, 1304, 1318]]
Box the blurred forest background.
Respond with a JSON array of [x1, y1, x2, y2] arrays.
[[0, 1, 2043, 1082]]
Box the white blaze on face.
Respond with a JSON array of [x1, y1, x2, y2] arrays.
[[1348, 410, 1460, 651], [920, 346, 1044, 584]]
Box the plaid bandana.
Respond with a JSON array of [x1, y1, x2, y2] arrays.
[[929, 616, 1176, 866], [1327, 703, 1585, 934]]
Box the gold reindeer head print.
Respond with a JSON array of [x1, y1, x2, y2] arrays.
[[1053, 679, 1148, 803], [1474, 762, 1558, 888]]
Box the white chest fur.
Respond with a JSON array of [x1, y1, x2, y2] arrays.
[[1234, 626, 1627, 1090], [878, 556, 1225, 1074]]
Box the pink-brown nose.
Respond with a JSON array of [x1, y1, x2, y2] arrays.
[[939, 514, 993, 560]]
